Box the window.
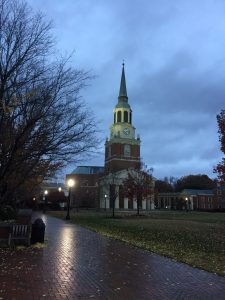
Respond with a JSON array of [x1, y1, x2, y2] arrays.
[[124, 111, 128, 122], [124, 144, 131, 156], [129, 111, 132, 124], [114, 112, 116, 123], [117, 111, 121, 122]]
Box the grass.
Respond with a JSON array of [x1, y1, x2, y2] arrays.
[[50, 210, 225, 276]]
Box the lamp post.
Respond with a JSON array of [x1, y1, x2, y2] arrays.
[[185, 197, 188, 212], [104, 194, 107, 211], [66, 179, 75, 220], [43, 190, 48, 213]]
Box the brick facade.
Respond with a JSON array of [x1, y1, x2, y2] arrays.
[[66, 167, 104, 209]]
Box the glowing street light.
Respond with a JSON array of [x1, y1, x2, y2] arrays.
[[43, 190, 48, 213], [185, 197, 189, 212], [58, 187, 62, 192], [66, 179, 75, 220], [104, 194, 107, 211]]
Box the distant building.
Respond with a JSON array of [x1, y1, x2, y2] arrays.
[[66, 166, 104, 209], [157, 189, 218, 211], [39, 181, 67, 210], [215, 185, 225, 210]]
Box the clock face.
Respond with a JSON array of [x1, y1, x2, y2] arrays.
[[123, 128, 130, 135]]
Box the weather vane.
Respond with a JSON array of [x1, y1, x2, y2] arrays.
[[122, 59, 125, 67]]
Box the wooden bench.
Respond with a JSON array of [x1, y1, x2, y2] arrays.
[[8, 224, 31, 247]]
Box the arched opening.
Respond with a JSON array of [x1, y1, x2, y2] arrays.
[[124, 111, 128, 123], [117, 111, 121, 122], [129, 111, 132, 124], [114, 112, 116, 124]]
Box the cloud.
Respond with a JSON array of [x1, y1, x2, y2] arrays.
[[26, 0, 225, 179]]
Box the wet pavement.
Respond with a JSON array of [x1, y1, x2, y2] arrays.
[[0, 213, 225, 299]]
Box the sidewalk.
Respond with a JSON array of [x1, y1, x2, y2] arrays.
[[0, 213, 225, 299]]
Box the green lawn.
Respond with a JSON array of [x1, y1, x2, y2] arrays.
[[50, 210, 225, 276]]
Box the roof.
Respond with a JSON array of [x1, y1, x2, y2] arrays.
[[158, 189, 214, 197], [115, 102, 131, 109], [217, 185, 225, 190], [118, 64, 127, 97], [41, 182, 66, 189], [71, 166, 104, 175], [118, 64, 128, 103], [181, 189, 213, 196], [158, 192, 180, 196]]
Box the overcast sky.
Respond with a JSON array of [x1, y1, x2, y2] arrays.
[[27, 0, 225, 179]]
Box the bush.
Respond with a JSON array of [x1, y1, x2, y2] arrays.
[[0, 206, 16, 221]]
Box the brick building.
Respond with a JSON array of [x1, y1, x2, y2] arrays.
[[104, 64, 141, 173], [99, 64, 154, 210], [215, 185, 225, 210], [66, 166, 104, 208], [156, 188, 224, 211], [66, 64, 154, 210]]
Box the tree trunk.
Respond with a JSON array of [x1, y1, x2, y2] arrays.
[[112, 197, 115, 218]]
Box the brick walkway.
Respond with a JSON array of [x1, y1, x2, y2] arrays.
[[0, 213, 225, 300]]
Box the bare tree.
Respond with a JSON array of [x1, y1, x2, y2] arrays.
[[0, 0, 98, 205], [123, 165, 154, 215], [100, 172, 120, 218]]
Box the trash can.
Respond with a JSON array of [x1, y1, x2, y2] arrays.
[[31, 218, 45, 244]]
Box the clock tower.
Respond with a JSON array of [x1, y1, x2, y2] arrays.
[[105, 64, 141, 173]]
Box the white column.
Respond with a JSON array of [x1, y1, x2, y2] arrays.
[[150, 198, 155, 210], [115, 185, 119, 209], [133, 198, 137, 209], [190, 196, 193, 210], [124, 197, 128, 209], [142, 199, 146, 210], [106, 197, 110, 209]]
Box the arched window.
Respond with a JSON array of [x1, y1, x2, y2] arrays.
[[114, 112, 116, 124], [124, 111, 128, 123], [129, 111, 132, 124], [117, 111, 121, 122]]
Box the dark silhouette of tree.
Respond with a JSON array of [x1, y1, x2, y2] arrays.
[[155, 180, 174, 193], [109, 183, 118, 218], [174, 174, 216, 192], [0, 0, 97, 205], [214, 110, 225, 182]]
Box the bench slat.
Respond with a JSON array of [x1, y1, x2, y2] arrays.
[[9, 224, 31, 246]]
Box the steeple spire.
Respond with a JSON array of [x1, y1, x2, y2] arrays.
[[118, 62, 128, 102]]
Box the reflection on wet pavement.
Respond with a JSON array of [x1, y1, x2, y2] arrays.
[[0, 212, 225, 299]]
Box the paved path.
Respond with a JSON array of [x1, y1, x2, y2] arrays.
[[0, 213, 225, 299]]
